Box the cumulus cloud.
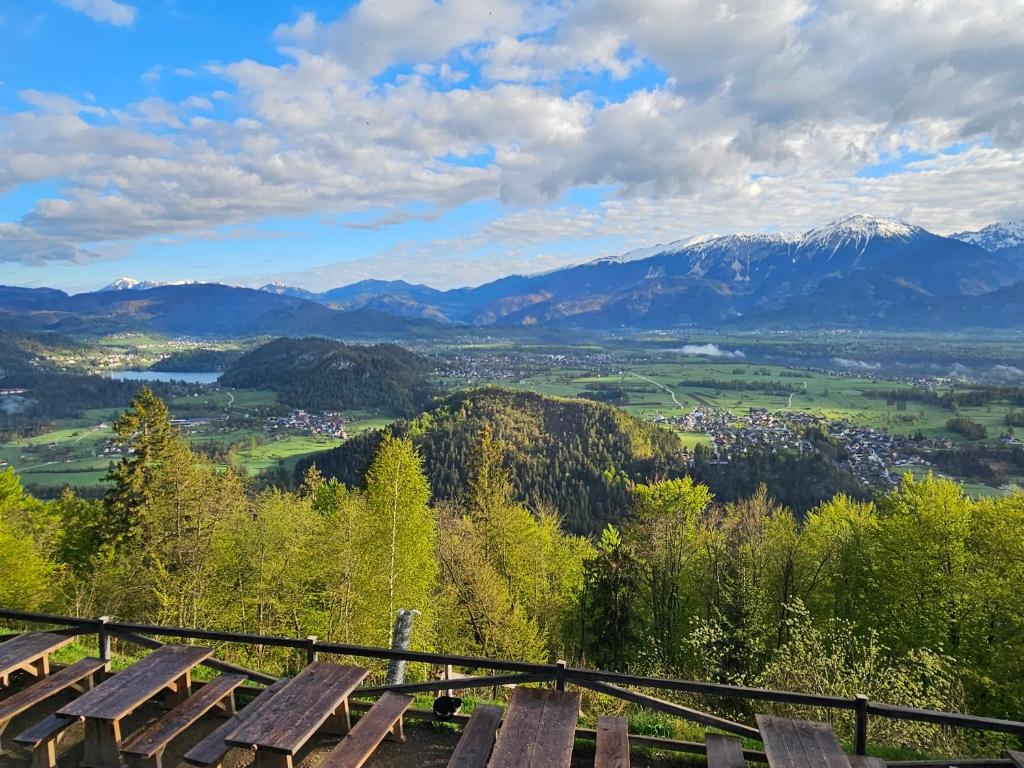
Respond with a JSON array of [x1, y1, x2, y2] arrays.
[[4, 0, 1024, 280], [679, 344, 745, 359], [55, 0, 136, 27]]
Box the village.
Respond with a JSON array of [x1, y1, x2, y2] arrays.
[[668, 406, 929, 489]]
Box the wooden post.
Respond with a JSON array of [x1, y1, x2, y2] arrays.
[[305, 636, 318, 665], [854, 694, 869, 755], [97, 616, 111, 664], [385, 610, 419, 686], [555, 660, 567, 691]]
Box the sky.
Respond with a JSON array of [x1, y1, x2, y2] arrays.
[[1, 0, 1023, 293]]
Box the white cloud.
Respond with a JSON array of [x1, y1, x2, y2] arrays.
[[55, 0, 136, 27], [4, 0, 1024, 283], [679, 344, 745, 358]]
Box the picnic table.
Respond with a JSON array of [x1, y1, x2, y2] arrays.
[[487, 687, 580, 768], [756, 715, 852, 768], [58, 644, 212, 768], [0, 632, 75, 686], [225, 661, 368, 768]]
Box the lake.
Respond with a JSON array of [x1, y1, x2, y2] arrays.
[[108, 371, 222, 384]]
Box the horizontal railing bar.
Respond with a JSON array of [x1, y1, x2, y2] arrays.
[[111, 629, 280, 686], [867, 703, 1024, 737], [355, 672, 549, 697], [887, 761, 1013, 768], [0, 609, 100, 629], [574, 677, 761, 740], [567, 667, 855, 709]]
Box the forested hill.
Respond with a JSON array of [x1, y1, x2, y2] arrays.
[[296, 387, 684, 533], [218, 337, 436, 414]]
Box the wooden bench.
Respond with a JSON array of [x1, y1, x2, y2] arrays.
[[847, 757, 886, 768], [13, 713, 78, 768], [705, 733, 745, 768], [1005, 751, 1024, 768], [120, 674, 246, 768], [487, 687, 580, 768], [447, 705, 503, 768], [0, 633, 75, 687], [320, 692, 414, 768], [0, 657, 106, 750], [183, 679, 286, 768]]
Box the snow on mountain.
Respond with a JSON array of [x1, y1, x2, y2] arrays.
[[951, 221, 1024, 252], [797, 214, 922, 256], [99, 277, 202, 292]]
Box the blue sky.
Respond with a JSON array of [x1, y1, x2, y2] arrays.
[[1, 0, 1022, 292]]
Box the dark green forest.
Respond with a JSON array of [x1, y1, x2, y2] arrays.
[[219, 336, 436, 414], [297, 387, 683, 533]]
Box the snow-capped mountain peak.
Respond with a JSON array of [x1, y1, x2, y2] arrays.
[[799, 214, 921, 252], [100, 277, 163, 292], [951, 220, 1024, 252], [98, 277, 202, 292]]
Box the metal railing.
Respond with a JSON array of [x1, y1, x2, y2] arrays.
[[2, 608, 1021, 764]]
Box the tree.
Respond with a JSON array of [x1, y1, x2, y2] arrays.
[[103, 387, 177, 546], [359, 432, 438, 649], [581, 525, 639, 670]]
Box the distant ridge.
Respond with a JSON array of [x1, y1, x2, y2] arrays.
[[4, 214, 1024, 333]]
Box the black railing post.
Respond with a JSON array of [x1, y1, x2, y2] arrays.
[[97, 618, 112, 663], [306, 635, 318, 664], [556, 659, 567, 691], [855, 693, 869, 755]]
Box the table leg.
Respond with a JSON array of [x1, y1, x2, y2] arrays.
[[321, 699, 350, 736], [81, 718, 122, 768], [165, 671, 192, 706], [254, 751, 293, 768]]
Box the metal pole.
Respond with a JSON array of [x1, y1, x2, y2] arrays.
[[385, 610, 419, 686], [855, 694, 870, 755]]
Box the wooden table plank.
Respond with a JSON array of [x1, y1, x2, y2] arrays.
[[225, 662, 368, 754], [0, 633, 74, 681], [488, 688, 579, 768], [756, 715, 852, 768], [1005, 750, 1024, 768], [58, 645, 212, 721]]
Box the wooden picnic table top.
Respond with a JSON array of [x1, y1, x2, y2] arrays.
[[0, 632, 74, 679], [58, 644, 212, 721], [488, 687, 580, 768], [756, 715, 852, 768], [225, 661, 368, 755]]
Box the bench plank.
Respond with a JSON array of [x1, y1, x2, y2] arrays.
[[847, 757, 887, 768], [0, 657, 106, 750], [121, 674, 246, 762], [595, 716, 629, 768], [13, 713, 77, 768], [705, 734, 745, 768], [183, 680, 286, 768], [226, 662, 368, 754], [447, 705, 503, 768], [1005, 751, 1024, 768], [488, 687, 580, 768], [320, 692, 414, 768], [0, 634, 74, 683]]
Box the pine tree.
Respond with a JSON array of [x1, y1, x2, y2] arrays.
[[103, 386, 177, 546]]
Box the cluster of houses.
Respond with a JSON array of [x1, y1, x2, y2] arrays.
[[668, 406, 926, 489], [265, 410, 348, 439]]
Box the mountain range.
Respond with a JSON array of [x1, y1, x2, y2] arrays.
[[4, 214, 1023, 335]]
